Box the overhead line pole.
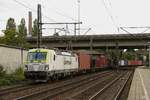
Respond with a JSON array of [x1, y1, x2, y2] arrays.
[[78, 0, 80, 35], [37, 4, 42, 48]]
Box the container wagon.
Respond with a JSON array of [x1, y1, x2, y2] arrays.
[[77, 52, 91, 73], [25, 49, 112, 82], [95, 55, 109, 68], [128, 60, 143, 66]]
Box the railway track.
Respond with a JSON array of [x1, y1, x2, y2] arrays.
[[49, 70, 127, 100], [0, 69, 133, 100], [0, 71, 112, 100], [34, 69, 132, 100], [0, 81, 32, 95], [88, 71, 132, 100], [15, 71, 113, 100], [0, 84, 31, 96], [48, 71, 121, 100]]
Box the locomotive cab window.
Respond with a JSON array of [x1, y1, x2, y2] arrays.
[[27, 52, 47, 63]]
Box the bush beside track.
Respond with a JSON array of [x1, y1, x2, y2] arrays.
[[0, 65, 25, 86]]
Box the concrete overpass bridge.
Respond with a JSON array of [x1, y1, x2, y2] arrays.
[[27, 33, 150, 50]]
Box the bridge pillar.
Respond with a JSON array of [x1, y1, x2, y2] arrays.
[[90, 36, 93, 51], [115, 42, 119, 68], [67, 40, 73, 50]]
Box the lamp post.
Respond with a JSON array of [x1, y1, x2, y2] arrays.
[[148, 43, 150, 67], [148, 42, 150, 67]]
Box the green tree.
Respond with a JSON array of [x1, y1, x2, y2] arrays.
[[32, 19, 38, 36], [4, 18, 17, 46], [4, 29, 17, 45], [18, 18, 27, 37], [17, 18, 27, 47], [6, 18, 16, 30], [123, 52, 135, 60], [2, 18, 31, 48]]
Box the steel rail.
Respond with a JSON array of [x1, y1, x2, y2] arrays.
[[0, 84, 32, 96], [88, 71, 126, 100], [113, 71, 132, 100], [15, 71, 113, 100]]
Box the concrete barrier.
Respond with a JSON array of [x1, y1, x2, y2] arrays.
[[0, 44, 27, 73]]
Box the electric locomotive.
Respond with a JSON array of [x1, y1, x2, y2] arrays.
[[24, 48, 78, 82]]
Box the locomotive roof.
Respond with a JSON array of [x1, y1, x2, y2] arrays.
[[28, 48, 51, 52], [28, 48, 75, 56]]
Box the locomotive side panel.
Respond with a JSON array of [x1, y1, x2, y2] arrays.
[[53, 54, 78, 73]]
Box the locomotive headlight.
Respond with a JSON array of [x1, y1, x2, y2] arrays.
[[45, 65, 49, 70]]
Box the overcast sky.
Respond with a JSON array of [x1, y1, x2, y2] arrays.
[[0, 0, 150, 35]]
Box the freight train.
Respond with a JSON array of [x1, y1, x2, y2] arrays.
[[24, 48, 143, 82], [118, 60, 143, 67], [24, 48, 110, 82]]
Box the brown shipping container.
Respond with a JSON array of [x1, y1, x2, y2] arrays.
[[96, 55, 108, 68], [77, 53, 91, 70], [128, 60, 143, 66], [128, 61, 131, 66], [138, 60, 142, 65], [128, 60, 134, 66]]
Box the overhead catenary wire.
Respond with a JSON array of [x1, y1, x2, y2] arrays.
[[141, 27, 150, 33], [119, 27, 149, 47], [41, 0, 85, 36], [119, 27, 150, 34], [107, 0, 119, 28], [22, 0, 90, 36], [101, 0, 119, 33], [22, 0, 81, 36], [105, 0, 149, 39], [13, 0, 36, 12], [100, 0, 148, 43], [42, 5, 77, 22], [119, 26, 150, 47], [12, 0, 57, 22], [107, 0, 113, 9], [119, 27, 139, 39]]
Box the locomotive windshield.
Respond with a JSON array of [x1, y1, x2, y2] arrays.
[[27, 52, 47, 63]]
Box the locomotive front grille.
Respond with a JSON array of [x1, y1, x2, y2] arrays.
[[26, 64, 46, 71]]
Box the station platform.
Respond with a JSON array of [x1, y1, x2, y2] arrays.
[[127, 66, 150, 100]]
